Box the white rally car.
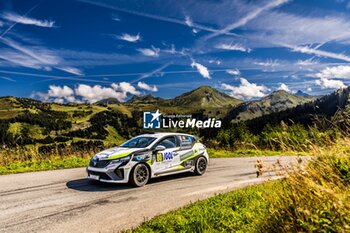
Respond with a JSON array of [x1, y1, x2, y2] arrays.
[[87, 132, 209, 187]]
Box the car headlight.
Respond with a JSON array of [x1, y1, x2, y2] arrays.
[[108, 155, 132, 165]]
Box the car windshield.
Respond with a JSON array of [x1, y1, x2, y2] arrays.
[[120, 136, 157, 148]]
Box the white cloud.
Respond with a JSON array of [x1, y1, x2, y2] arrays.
[[209, 59, 221, 65], [137, 82, 158, 92], [226, 69, 241, 76], [296, 58, 318, 66], [57, 67, 83, 75], [185, 16, 193, 27], [277, 83, 291, 92], [2, 12, 55, 28], [80, 0, 242, 36], [0, 76, 16, 82], [215, 43, 251, 52], [307, 87, 312, 92], [75, 84, 125, 103], [286, 44, 350, 63], [315, 78, 346, 89], [184, 16, 199, 34], [315, 65, 350, 79], [137, 46, 160, 57], [111, 82, 141, 95], [49, 85, 74, 97], [33, 82, 142, 103], [204, 0, 289, 41], [221, 78, 269, 99], [254, 60, 280, 68], [35, 85, 75, 103], [117, 33, 141, 43], [0, 37, 83, 75], [191, 60, 211, 79], [245, 9, 350, 50]]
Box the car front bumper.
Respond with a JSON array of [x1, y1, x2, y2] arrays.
[[86, 164, 131, 183]]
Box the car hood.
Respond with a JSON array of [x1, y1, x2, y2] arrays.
[[93, 147, 144, 160]]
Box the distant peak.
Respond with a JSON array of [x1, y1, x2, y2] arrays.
[[295, 90, 309, 97]]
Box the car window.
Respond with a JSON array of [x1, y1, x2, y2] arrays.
[[157, 136, 178, 149], [179, 135, 194, 147], [120, 137, 156, 148]]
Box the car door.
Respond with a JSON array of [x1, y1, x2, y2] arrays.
[[176, 135, 196, 168], [152, 136, 180, 175]]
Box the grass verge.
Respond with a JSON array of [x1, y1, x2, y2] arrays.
[[127, 181, 277, 233], [0, 147, 302, 175], [0, 156, 90, 175], [130, 139, 350, 232], [207, 148, 310, 158]]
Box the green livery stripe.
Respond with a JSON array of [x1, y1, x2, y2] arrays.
[[182, 152, 203, 162], [146, 158, 153, 165], [106, 152, 132, 160]]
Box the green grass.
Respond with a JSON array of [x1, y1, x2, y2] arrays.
[[0, 156, 90, 175], [0, 147, 306, 175], [128, 182, 277, 233], [207, 148, 309, 158], [130, 139, 350, 233]]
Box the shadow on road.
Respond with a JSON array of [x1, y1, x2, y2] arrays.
[[66, 178, 133, 192], [66, 172, 196, 192]]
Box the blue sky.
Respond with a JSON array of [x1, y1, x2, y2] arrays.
[[1, 0, 350, 103]]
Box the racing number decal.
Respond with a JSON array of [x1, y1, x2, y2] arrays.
[[156, 152, 174, 162], [156, 153, 163, 162]]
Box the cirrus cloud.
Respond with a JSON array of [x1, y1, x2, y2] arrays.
[[137, 46, 160, 57], [117, 33, 141, 43], [215, 43, 251, 52], [2, 12, 55, 28]]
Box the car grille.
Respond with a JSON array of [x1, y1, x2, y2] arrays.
[[88, 170, 111, 180], [89, 159, 110, 168]]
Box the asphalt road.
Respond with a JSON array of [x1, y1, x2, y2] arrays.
[[0, 156, 305, 233]]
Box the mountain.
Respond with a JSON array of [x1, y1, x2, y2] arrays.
[[0, 86, 333, 150], [242, 87, 350, 133], [95, 98, 120, 105], [295, 90, 309, 97], [225, 90, 316, 122], [127, 94, 166, 104], [171, 86, 242, 108]]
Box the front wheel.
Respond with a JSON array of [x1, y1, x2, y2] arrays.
[[130, 163, 150, 187], [194, 156, 208, 175]]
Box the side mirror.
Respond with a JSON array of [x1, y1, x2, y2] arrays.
[[155, 145, 166, 151]]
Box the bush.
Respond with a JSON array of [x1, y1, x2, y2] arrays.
[[261, 147, 350, 232]]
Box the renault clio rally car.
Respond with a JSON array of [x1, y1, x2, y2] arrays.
[[87, 133, 209, 187]]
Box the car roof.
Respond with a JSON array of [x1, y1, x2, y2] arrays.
[[138, 132, 195, 139]]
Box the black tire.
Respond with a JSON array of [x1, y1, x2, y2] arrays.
[[130, 163, 150, 187], [194, 156, 208, 175]]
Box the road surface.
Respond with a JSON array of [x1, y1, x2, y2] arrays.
[[0, 156, 305, 233]]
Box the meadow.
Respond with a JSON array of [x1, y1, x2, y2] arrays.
[[129, 138, 350, 232]]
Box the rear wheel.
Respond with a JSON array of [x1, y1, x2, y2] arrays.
[[194, 156, 207, 175], [130, 163, 150, 187]]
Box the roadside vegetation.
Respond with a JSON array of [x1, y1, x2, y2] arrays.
[[0, 146, 95, 174], [0, 117, 342, 174], [129, 139, 350, 232]]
